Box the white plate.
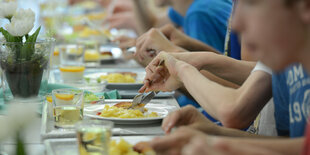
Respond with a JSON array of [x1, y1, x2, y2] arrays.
[[117, 90, 174, 99], [45, 136, 156, 155], [84, 103, 169, 124], [85, 72, 145, 90]]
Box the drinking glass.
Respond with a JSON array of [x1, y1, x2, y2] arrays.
[[52, 89, 84, 128], [59, 44, 85, 66], [75, 120, 114, 155]]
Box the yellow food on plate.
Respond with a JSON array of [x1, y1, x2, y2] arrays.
[[100, 51, 113, 59], [102, 29, 113, 39], [100, 73, 136, 83], [67, 47, 84, 55], [87, 12, 107, 21], [109, 139, 141, 155], [98, 105, 158, 119], [84, 50, 100, 61], [79, 27, 101, 37]]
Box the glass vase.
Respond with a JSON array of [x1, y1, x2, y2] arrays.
[[0, 39, 55, 103]]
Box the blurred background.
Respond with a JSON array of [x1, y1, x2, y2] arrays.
[[0, 0, 166, 43]]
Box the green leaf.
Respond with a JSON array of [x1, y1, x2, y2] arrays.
[[27, 26, 41, 43], [0, 27, 23, 42], [16, 132, 27, 155], [0, 27, 23, 61], [21, 26, 41, 61]]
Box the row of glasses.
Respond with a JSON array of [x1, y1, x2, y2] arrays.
[[50, 88, 113, 155], [58, 44, 86, 83], [51, 41, 114, 69], [53, 42, 113, 83]]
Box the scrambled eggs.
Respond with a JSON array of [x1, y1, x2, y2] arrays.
[[98, 105, 158, 118], [100, 73, 136, 83], [109, 139, 141, 155], [84, 50, 100, 61]]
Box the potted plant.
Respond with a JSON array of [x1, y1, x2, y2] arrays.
[[0, 2, 54, 102]]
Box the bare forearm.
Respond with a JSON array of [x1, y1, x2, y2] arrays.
[[173, 52, 255, 85], [177, 64, 271, 128], [177, 70, 239, 102], [183, 38, 219, 53], [200, 53, 255, 85], [133, 0, 157, 34], [222, 137, 304, 155], [178, 64, 239, 120], [192, 123, 271, 138], [133, 0, 170, 34]]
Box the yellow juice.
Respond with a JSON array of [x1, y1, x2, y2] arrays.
[[53, 105, 83, 128]]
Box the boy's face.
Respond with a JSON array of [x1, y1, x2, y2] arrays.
[[233, 0, 306, 71]]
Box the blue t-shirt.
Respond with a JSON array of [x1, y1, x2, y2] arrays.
[[227, 31, 241, 60], [168, 0, 232, 53], [272, 64, 310, 137]]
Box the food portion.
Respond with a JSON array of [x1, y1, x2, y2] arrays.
[[114, 102, 137, 109], [84, 93, 104, 104], [84, 72, 138, 84], [84, 50, 100, 62], [96, 103, 158, 119], [59, 66, 85, 82], [113, 102, 147, 112], [110, 139, 156, 155], [100, 73, 136, 83], [100, 51, 113, 59]]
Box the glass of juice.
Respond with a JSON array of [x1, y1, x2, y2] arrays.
[[59, 65, 85, 82], [75, 120, 114, 155], [52, 88, 84, 128]]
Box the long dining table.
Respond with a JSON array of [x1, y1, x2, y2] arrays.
[[0, 59, 180, 155]]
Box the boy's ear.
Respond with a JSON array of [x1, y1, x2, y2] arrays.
[[297, 0, 310, 23]]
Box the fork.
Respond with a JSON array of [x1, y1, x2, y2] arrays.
[[130, 60, 164, 111], [130, 91, 158, 112]]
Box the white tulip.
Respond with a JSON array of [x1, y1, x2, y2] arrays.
[[0, 1, 18, 19], [5, 8, 35, 36]]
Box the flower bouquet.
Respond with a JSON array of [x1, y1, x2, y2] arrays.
[[0, 1, 54, 103]]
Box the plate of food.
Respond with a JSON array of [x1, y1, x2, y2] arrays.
[[44, 136, 156, 155], [84, 102, 169, 124], [84, 72, 145, 90]]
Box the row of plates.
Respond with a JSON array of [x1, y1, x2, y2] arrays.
[[49, 69, 175, 98]]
